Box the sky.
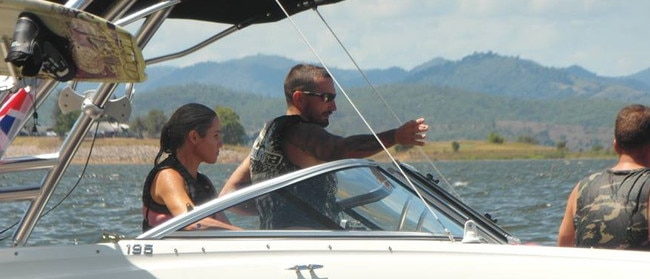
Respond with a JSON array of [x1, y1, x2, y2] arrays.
[[139, 0, 650, 77]]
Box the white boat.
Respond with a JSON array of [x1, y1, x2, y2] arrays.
[[1, 1, 650, 278]]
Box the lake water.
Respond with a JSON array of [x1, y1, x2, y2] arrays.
[[0, 158, 616, 247]]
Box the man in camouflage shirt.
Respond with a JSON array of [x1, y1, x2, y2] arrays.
[[558, 104, 650, 250]]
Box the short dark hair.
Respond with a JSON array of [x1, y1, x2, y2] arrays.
[[155, 103, 217, 164], [615, 104, 650, 151], [283, 64, 331, 102]]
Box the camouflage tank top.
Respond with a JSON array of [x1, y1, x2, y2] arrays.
[[574, 168, 650, 250]]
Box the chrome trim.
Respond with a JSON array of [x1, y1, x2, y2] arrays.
[[162, 229, 448, 240], [101, 0, 137, 23], [115, 0, 181, 27], [145, 25, 241, 66], [0, 185, 40, 202], [0, 153, 58, 174]]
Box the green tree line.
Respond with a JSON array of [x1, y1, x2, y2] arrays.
[[52, 103, 247, 145]]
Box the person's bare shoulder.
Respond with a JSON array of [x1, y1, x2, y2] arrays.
[[153, 168, 186, 192]]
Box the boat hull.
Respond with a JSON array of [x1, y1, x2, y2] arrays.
[[2, 238, 648, 278]]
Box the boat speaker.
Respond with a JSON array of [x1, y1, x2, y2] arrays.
[[5, 13, 76, 82]]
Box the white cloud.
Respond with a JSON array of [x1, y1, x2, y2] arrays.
[[140, 0, 650, 77]]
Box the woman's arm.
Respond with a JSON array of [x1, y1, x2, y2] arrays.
[[152, 169, 241, 230]]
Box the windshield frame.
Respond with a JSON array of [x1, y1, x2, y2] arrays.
[[137, 159, 513, 244]]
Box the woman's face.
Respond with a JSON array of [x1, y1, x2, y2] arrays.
[[194, 117, 223, 164]]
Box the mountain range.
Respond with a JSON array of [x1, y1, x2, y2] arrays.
[[138, 52, 650, 101], [118, 52, 650, 151]]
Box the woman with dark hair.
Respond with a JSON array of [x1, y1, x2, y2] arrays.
[[142, 103, 239, 231]]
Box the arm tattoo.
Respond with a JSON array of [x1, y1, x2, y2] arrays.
[[344, 135, 384, 152], [291, 124, 395, 161], [292, 124, 339, 160], [341, 129, 396, 158]]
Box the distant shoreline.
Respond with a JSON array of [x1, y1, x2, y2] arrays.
[[5, 136, 616, 165], [5, 137, 248, 165]]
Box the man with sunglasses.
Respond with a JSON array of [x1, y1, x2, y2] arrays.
[[221, 64, 429, 229]]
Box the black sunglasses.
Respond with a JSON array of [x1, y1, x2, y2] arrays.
[[300, 91, 336, 103]]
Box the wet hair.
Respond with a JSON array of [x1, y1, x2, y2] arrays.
[[154, 103, 217, 165], [615, 104, 650, 151], [283, 64, 331, 102]]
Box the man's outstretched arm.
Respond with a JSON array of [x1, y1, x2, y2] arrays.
[[288, 118, 429, 161]]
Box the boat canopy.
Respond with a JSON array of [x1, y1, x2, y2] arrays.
[[48, 0, 345, 25]]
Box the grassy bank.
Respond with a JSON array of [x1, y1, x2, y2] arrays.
[[6, 137, 615, 164], [371, 140, 616, 162]]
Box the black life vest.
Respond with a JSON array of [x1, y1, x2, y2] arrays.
[[141, 155, 216, 231]]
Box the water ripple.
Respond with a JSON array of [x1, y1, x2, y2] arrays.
[[0, 159, 616, 247]]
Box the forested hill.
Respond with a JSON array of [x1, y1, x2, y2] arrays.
[[140, 52, 650, 102], [139, 54, 410, 95], [130, 52, 650, 151], [403, 52, 650, 102]]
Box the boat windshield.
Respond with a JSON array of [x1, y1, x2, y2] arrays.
[[211, 165, 465, 237]]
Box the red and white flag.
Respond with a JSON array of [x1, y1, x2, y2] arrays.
[[0, 87, 33, 157]]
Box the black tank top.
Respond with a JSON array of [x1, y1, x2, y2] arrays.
[[250, 115, 340, 229], [574, 168, 650, 250]]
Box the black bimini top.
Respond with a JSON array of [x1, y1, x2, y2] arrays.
[[48, 0, 344, 26]]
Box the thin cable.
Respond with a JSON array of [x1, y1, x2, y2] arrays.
[[27, 86, 39, 134], [274, 2, 454, 241], [0, 121, 100, 241], [312, 9, 454, 191]]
